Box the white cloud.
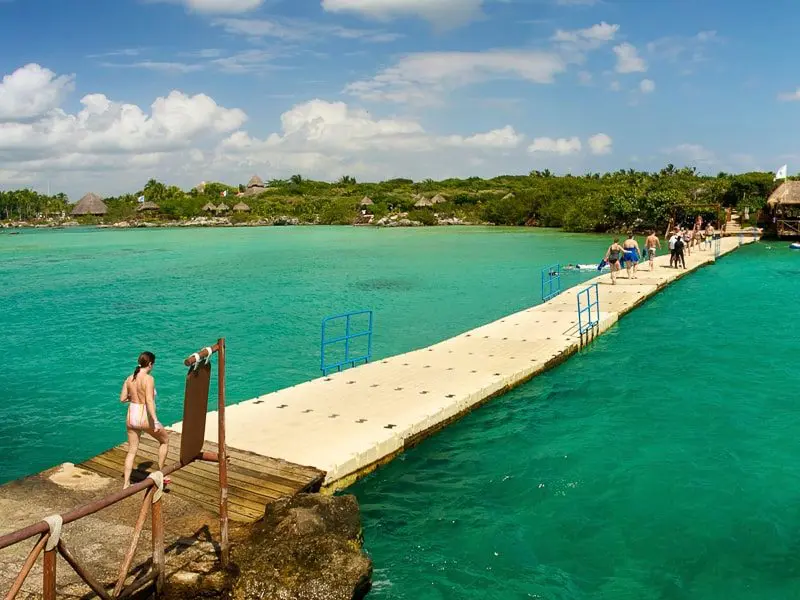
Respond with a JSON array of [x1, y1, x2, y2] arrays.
[[528, 137, 582, 155], [212, 17, 403, 43], [443, 125, 523, 149], [346, 50, 567, 104], [552, 21, 619, 50], [321, 0, 483, 27], [0, 64, 247, 194], [647, 30, 720, 66], [588, 133, 612, 155], [154, 0, 265, 13], [0, 64, 75, 121], [609, 80, 621, 92], [639, 78, 655, 93], [778, 88, 800, 102], [613, 43, 647, 73]]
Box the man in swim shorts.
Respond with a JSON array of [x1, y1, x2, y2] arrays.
[[645, 231, 661, 271], [604, 238, 624, 285], [622, 233, 640, 279]]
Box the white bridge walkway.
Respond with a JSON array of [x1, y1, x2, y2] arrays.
[[172, 236, 753, 490]]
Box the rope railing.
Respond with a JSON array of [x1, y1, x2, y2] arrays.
[[0, 461, 186, 600]]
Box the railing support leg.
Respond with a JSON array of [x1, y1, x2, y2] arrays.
[[151, 498, 165, 595], [42, 548, 56, 600], [218, 337, 230, 568]]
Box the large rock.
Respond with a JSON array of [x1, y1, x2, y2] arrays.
[[229, 494, 372, 600]]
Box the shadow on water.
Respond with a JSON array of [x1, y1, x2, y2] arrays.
[[354, 278, 416, 292]]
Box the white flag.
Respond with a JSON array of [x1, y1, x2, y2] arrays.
[[137, 195, 145, 203], [775, 164, 788, 181]]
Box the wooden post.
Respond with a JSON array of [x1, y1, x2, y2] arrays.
[[5, 534, 48, 600], [113, 488, 154, 597], [151, 497, 165, 595], [217, 337, 230, 567], [42, 548, 56, 600]]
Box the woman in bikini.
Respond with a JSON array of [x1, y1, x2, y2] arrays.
[[120, 352, 169, 489], [604, 238, 624, 285]]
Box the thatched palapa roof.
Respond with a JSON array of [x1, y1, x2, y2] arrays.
[[136, 201, 160, 212], [360, 196, 374, 206], [247, 175, 265, 189], [414, 196, 433, 208], [202, 202, 217, 212], [768, 181, 800, 206], [233, 202, 251, 213], [502, 193, 515, 201], [431, 194, 447, 205], [71, 193, 107, 216], [216, 202, 230, 212]]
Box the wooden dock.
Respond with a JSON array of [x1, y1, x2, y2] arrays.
[[79, 431, 324, 522], [171, 236, 755, 492]]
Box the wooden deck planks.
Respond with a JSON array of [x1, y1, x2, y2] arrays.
[[79, 431, 324, 523]]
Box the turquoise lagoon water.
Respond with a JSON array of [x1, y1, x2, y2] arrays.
[[352, 242, 800, 599], [0, 226, 602, 484]]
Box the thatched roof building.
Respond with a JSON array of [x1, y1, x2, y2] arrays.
[[202, 202, 217, 213], [502, 193, 515, 201], [360, 196, 374, 206], [136, 201, 160, 212], [414, 197, 434, 208], [233, 202, 251, 213], [767, 181, 800, 207], [71, 193, 107, 216], [245, 175, 267, 196], [431, 194, 447, 205], [216, 202, 230, 213]]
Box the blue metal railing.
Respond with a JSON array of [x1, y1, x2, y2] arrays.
[[541, 264, 561, 302], [321, 310, 373, 375], [714, 234, 721, 258], [577, 283, 600, 335]]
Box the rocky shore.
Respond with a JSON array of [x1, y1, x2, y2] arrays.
[[2, 213, 478, 230], [0, 465, 372, 600]]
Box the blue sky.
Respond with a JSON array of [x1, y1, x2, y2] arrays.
[[0, 0, 796, 198]]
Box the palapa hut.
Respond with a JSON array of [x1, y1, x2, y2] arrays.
[[414, 196, 434, 208], [245, 175, 267, 196], [71, 193, 108, 216], [431, 194, 447, 205], [202, 202, 218, 213], [767, 180, 800, 237], [233, 201, 251, 213], [136, 201, 160, 213], [216, 202, 230, 214], [360, 196, 374, 207]]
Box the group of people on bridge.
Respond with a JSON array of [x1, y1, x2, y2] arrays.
[[603, 218, 717, 284]]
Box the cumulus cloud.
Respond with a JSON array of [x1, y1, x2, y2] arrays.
[[613, 43, 647, 73], [0, 65, 545, 195], [0, 64, 75, 121], [528, 137, 582, 155], [346, 50, 567, 104], [153, 0, 265, 13], [639, 78, 655, 93], [321, 0, 483, 27], [552, 22, 619, 50], [588, 133, 613, 155], [346, 22, 617, 104]]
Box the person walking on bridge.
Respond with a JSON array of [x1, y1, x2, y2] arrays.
[[674, 230, 687, 269], [120, 351, 170, 489], [622, 233, 641, 279], [604, 238, 623, 285], [645, 231, 661, 271]]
